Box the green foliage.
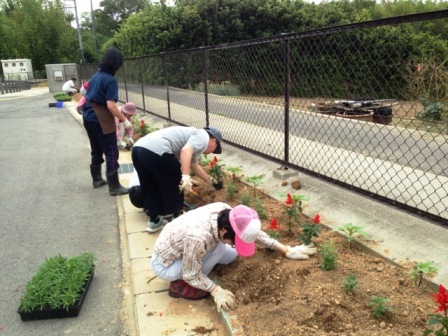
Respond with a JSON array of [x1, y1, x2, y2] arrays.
[[53, 92, 72, 101], [209, 157, 226, 183], [335, 223, 367, 248], [320, 240, 338, 271], [240, 189, 250, 206], [253, 197, 267, 219], [132, 117, 158, 137], [19, 252, 95, 312], [417, 99, 447, 123], [195, 81, 240, 96], [409, 261, 439, 287], [226, 181, 237, 199], [244, 175, 264, 198], [199, 154, 212, 167], [225, 166, 243, 182], [342, 274, 359, 293], [300, 222, 321, 246], [368, 296, 393, 318]]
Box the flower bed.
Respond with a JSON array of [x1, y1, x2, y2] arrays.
[[184, 158, 443, 336]]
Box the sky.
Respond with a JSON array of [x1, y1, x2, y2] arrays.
[[73, 0, 101, 16]]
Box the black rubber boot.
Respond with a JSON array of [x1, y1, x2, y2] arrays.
[[90, 164, 107, 188], [106, 170, 129, 196]]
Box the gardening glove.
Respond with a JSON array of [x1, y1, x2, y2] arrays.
[[285, 245, 310, 260], [297, 244, 317, 256], [211, 286, 236, 313], [128, 137, 135, 145], [123, 119, 132, 129], [179, 175, 193, 193], [118, 140, 127, 148]]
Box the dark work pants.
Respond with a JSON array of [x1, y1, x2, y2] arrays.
[[83, 120, 120, 172], [132, 146, 183, 219], [129, 186, 144, 208]]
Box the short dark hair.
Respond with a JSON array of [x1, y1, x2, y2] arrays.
[[217, 209, 235, 243], [99, 47, 123, 74], [71, 77, 76, 81]]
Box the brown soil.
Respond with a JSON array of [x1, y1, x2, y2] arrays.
[[185, 173, 438, 336]]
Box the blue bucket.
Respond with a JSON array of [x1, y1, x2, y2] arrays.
[[56, 101, 63, 108]]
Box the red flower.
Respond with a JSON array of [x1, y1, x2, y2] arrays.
[[431, 284, 448, 313], [313, 214, 320, 224], [269, 218, 279, 230], [212, 156, 218, 163], [210, 161, 216, 168], [285, 193, 293, 205], [141, 119, 145, 125]]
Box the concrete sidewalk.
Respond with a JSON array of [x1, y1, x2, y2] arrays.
[[15, 88, 447, 336]]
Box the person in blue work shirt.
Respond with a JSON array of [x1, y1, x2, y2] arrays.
[[82, 47, 132, 196]]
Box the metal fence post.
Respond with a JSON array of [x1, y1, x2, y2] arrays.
[[204, 49, 210, 127], [284, 38, 291, 163]]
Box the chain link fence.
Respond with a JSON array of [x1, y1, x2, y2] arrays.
[[80, 10, 448, 224]]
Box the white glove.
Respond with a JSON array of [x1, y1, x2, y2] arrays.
[[118, 140, 127, 148], [179, 175, 193, 193], [285, 245, 310, 260], [123, 119, 132, 129], [297, 244, 317, 255], [211, 286, 236, 313], [128, 138, 134, 145]]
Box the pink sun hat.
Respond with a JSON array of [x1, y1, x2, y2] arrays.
[[229, 205, 261, 257], [120, 102, 137, 115]]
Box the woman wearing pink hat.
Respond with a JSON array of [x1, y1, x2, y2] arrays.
[[115, 102, 137, 150], [151, 202, 317, 313]]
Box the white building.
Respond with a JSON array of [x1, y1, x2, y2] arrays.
[[1, 59, 34, 80]]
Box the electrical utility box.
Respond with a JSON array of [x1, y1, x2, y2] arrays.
[[45, 63, 79, 93], [1, 59, 34, 80]]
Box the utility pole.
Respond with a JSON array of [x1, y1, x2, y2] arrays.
[[66, 0, 85, 64], [90, 0, 98, 57]]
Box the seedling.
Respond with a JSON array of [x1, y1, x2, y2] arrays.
[[278, 193, 309, 232], [253, 197, 267, 219], [226, 181, 237, 199], [19, 252, 95, 312], [342, 274, 359, 293], [335, 223, 367, 248], [320, 240, 338, 271], [199, 154, 211, 167], [244, 175, 264, 197], [226, 166, 243, 182], [409, 261, 439, 287], [240, 189, 251, 206], [368, 296, 393, 318], [300, 222, 321, 246], [267, 218, 280, 239]]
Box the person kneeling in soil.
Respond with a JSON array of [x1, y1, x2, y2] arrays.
[[151, 202, 317, 312]]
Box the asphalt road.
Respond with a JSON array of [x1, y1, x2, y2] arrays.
[[129, 83, 448, 176], [0, 92, 126, 335]]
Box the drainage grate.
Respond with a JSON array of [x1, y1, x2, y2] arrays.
[[118, 163, 134, 174]]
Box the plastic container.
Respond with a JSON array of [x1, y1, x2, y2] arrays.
[[56, 101, 64, 108]]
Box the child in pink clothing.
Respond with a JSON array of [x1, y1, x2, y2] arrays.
[[116, 102, 137, 150]]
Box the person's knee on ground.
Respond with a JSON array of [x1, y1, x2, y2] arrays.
[[129, 186, 144, 208]]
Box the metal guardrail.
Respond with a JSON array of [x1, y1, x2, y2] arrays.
[[80, 11, 448, 225], [0, 80, 31, 95]]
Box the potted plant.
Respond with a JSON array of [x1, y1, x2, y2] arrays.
[[208, 156, 225, 190], [18, 252, 95, 321]]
